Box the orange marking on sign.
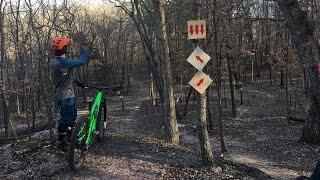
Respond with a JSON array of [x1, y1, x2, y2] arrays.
[[196, 55, 203, 63], [200, 24, 205, 34], [197, 78, 204, 87], [195, 25, 199, 34], [189, 25, 194, 35]]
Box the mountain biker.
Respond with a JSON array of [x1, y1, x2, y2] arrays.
[[50, 36, 88, 151]]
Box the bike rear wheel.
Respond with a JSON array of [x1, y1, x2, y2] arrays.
[[68, 114, 88, 170]]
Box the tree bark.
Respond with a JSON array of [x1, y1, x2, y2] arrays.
[[182, 88, 193, 118], [131, 0, 165, 106], [0, 0, 8, 137], [129, 0, 179, 144], [206, 88, 213, 130], [196, 91, 214, 164], [211, 0, 226, 153], [277, 0, 320, 143], [0, 90, 9, 137], [280, 70, 284, 89], [193, 0, 214, 165], [217, 43, 227, 153], [149, 74, 156, 106], [156, 0, 179, 144], [226, 54, 236, 118]]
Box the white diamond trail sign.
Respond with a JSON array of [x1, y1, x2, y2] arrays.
[[187, 46, 211, 71], [188, 20, 206, 39], [189, 71, 213, 94]]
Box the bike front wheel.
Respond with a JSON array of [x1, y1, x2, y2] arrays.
[[68, 114, 88, 170], [97, 110, 106, 141]]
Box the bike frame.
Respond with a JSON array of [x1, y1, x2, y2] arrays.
[[76, 90, 107, 147]]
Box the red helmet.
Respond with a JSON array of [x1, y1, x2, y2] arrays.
[[51, 36, 71, 51]]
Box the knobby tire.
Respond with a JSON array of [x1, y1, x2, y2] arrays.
[[68, 115, 88, 171]]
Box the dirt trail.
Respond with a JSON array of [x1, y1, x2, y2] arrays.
[[1, 78, 179, 180], [213, 82, 318, 180], [51, 78, 211, 179], [0, 77, 275, 179], [54, 78, 174, 179], [52, 78, 271, 179], [174, 77, 318, 180]]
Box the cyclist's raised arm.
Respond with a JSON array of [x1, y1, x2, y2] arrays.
[[62, 50, 88, 69]]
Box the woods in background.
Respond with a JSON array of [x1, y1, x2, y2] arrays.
[[111, 0, 319, 164], [0, 0, 319, 165], [0, 0, 143, 140]]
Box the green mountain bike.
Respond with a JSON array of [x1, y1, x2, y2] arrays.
[[68, 83, 121, 170]]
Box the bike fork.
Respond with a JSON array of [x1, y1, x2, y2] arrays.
[[103, 97, 107, 129], [94, 98, 107, 136]]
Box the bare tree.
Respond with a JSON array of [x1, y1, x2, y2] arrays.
[[277, 0, 320, 143], [193, 0, 214, 165], [152, 0, 179, 144], [111, 0, 180, 144]]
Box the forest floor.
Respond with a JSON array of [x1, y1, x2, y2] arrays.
[[177, 74, 319, 179], [0, 77, 271, 180], [220, 79, 319, 179], [0, 75, 318, 179]]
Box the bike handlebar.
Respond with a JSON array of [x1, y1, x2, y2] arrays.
[[84, 85, 122, 92], [74, 79, 121, 92]]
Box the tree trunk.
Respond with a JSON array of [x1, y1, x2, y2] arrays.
[[206, 88, 213, 130], [149, 74, 156, 106], [159, 1, 179, 144], [269, 64, 273, 85], [213, 1, 226, 153], [27, 108, 31, 141], [0, 0, 7, 137], [285, 62, 290, 119], [256, 50, 261, 78], [193, 0, 214, 165], [223, 82, 227, 108], [251, 57, 254, 82], [196, 92, 214, 164], [182, 88, 193, 118], [131, 0, 165, 109], [31, 95, 36, 132], [277, 0, 320, 143], [280, 70, 284, 89], [16, 94, 20, 114], [0, 90, 9, 137], [226, 54, 236, 117], [217, 37, 227, 153], [8, 118, 17, 140], [156, 1, 179, 144]]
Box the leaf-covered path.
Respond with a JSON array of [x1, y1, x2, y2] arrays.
[[0, 78, 271, 179], [209, 80, 318, 179], [54, 78, 263, 179], [173, 75, 319, 180], [52, 78, 271, 180]]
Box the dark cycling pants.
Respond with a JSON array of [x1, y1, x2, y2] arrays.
[[58, 97, 77, 125]]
